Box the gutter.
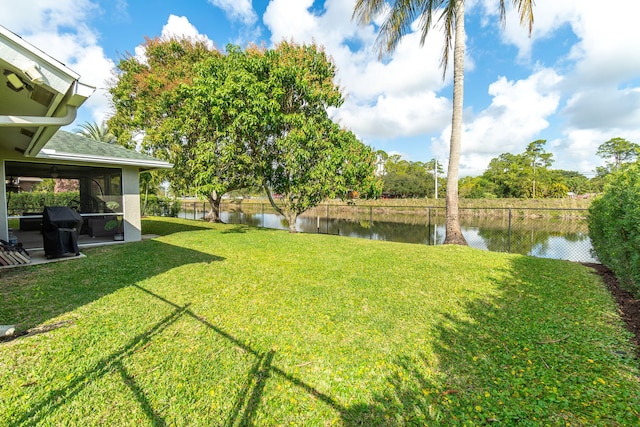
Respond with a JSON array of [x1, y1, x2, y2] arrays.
[[0, 105, 77, 127], [37, 149, 173, 169]]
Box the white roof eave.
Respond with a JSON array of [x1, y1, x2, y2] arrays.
[[0, 25, 80, 82], [1, 25, 95, 156], [37, 149, 173, 169]]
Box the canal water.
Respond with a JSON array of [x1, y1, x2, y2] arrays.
[[179, 205, 596, 263]]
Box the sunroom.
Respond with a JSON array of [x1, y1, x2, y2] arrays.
[[1, 24, 171, 261], [3, 131, 171, 252]]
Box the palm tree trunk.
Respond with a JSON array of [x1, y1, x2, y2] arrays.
[[443, 0, 468, 245]]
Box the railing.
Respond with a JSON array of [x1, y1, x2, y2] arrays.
[[178, 201, 596, 263]]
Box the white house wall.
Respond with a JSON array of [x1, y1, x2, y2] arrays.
[[122, 167, 141, 242], [0, 158, 7, 241]]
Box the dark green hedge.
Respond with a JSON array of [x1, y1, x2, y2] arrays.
[[588, 163, 640, 296], [7, 191, 79, 215]]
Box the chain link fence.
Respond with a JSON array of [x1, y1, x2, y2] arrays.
[[179, 200, 596, 263]]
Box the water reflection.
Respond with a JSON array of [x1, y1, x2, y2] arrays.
[[180, 207, 596, 263]]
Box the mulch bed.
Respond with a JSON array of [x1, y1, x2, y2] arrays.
[[584, 263, 640, 357]]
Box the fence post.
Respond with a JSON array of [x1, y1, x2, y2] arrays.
[[326, 204, 329, 234], [507, 208, 512, 253], [427, 207, 431, 245], [369, 206, 373, 239]]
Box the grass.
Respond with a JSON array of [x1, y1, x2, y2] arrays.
[[1, 217, 638, 426]]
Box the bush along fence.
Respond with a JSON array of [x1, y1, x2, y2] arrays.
[[589, 163, 640, 296], [141, 195, 181, 217], [179, 200, 595, 263]]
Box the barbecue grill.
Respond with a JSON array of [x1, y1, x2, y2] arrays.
[[42, 206, 83, 259]]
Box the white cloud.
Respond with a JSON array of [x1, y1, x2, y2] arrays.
[[0, 0, 97, 35], [160, 15, 215, 49], [566, 0, 640, 86], [481, 0, 578, 61], [134, 15, 215, 67], [434, 69, 562, 176], [552, 128, 640, 175], [563, 87, 640, 130], [337, 91, 451, 139], [264, 0, 452, 147], [207, 0, 256, 25]]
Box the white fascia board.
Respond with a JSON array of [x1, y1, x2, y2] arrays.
[[0, 26, 80, 82], [1, 25, 96, 157], [37, 149, 173, 169]]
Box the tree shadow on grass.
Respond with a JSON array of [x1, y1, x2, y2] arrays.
[[0, 239, 223, 335], [129, 285, 347, 427], [9, 283, 348, 427], [341, 256, 640, 426], [11, 302, 190, 426]]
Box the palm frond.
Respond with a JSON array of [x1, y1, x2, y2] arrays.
[[75, 121, 117, 144], [438, 0, 458, 76], [352, 0, 387, 25], [499, 0, 535, 35]]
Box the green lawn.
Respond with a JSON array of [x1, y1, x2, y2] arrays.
[[1, 217, 638, 426]]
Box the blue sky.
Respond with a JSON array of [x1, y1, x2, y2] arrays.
[[2, 0, 639, 177]]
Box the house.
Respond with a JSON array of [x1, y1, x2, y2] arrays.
[[1, 25, 171, 250]]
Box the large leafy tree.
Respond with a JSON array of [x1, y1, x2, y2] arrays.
[[597, 137, 639, 172], [483, 152, 526, 198], [109, 39, 380, 226], [379, 154, 444, 198], [353, 0, 534, 245], [384, 156, 424, 197], [523, 139, 553, 198], [257, 42, 381, 231], [108, 37, 250, 222], [482, 140, 563, 198]]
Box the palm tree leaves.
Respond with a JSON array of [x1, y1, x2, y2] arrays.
[[74, 121, 117, 144], [353, 0, 534, 72]]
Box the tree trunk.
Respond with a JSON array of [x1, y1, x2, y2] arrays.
[[443, 0, 468, 246], [284, 211, 298, 233], [262, 184, 297, 232], [206, 191, 223, 223]]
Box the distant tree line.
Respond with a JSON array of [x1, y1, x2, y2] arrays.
[[377, 137, 639, 199], [376, 151, 444, 198]]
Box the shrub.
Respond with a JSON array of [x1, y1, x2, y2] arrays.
[[142, 194, 181, 217], [6, 191, 79, 215], [588, 163, 640, 295]]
